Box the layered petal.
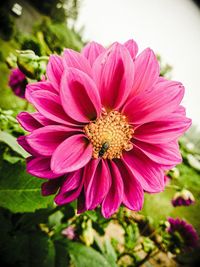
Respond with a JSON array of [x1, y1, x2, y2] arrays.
[[17, 112, 56, 132], [26, 81, 56, 103], [133, 140, 182, 166], [27, 156, 60, 179], [134, 115, 192, 144], [17, 135, 38, 156], [93, 43, 135, 110], [17, 112, 43, 132], [46, 55, 64, 91], [102, 161, 123, 218], [51, 134, 92, 174], [124, 39, 138, 59], [84, 159, 111, 210], [115, 160, 144, 210], [26, 125, 77, 156], [131, 48, 159, 96], [61, 68, 101, 123], [123, 146, 164, 193], [123, 81, 185, 124], [63, 48, 92, 76], [81, 41, 105, 66], [30, 90, 79, 126], [55, 169, 84, 204]]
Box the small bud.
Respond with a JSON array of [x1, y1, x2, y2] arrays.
[[17, 50, 48, 80], [172, 189, 195, 207]]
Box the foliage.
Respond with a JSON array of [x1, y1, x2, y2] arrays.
[[0, 6, 15, 40], [33, 18, 83, 53]]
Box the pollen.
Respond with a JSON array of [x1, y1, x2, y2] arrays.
[[84, 110, 134, 159]]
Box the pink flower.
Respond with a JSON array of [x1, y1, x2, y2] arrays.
[[167, 217, 199, 250], [9, 68, 27, 98], [62, 226, 76, 240], [17, 40, 191, 218]]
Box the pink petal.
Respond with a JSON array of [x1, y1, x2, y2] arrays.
[[131, 48, 159, 96], [30, 89, 79, 126], [27, 156, 60, 179], [93, 42, 135, 110], [134, 115, 192, 144], [60, 68, 101, 123], [17, 112, 43, 132], [32, 112, 56, 126], [133, 140, 182, 166], [41, 178, 62, 196], [51, 134, 92, 174], [101, 161, 123, 218], [123, 147, 164, 193], [26, 81, 57, 103], [84, 159, 111, 210], [124, 39, 138, 59], [17, 112, 56, 132], [81, 41, 105, 66], [123, 81, 185, 125], [26, 125, 77, 156], [55, 169, 84, 205], [17, 135, 38, 156], [46, 55, 64, 92], [116, 160, 144, 210], [62, 48, 92, 76]]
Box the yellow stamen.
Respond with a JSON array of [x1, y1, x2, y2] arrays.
[[84, 110, 133, 159]]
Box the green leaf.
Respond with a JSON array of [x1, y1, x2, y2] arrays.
[[0, 228, 55, 267], [103, 239, 118, 267], [0, 161, 54, 213], [0, 130, 29, 158], [124, 223, 140, 249], [55, 240, 111, 267]]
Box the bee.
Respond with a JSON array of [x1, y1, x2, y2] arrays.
[[98, 142, 110, 157]]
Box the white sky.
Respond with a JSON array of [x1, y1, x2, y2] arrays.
[[76, 0, 200, 128]]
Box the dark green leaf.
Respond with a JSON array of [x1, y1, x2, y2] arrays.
[[0, 161, 54, 213], [55, 240, 111, 267]]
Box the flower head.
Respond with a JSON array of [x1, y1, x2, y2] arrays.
[[172, 189, 195, 207], [17, 40, 191, 218], [167, 217, 199, 250], [9, 68, 27, 98]]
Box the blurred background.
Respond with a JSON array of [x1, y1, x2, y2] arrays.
[[0, 1, 200, 267]]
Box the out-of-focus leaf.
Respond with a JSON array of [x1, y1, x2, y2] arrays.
[[0, 227, 55, 267], [0, 130, 29, 158], [55, 239, 110, 267], [103, 239, 118, 267], [0, 161, 54, 213], [124, 223, 140, 249]]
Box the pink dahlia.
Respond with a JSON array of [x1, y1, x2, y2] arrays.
[[17, 40, 191, 218], [9, 68, 27, 98], [167, 217, 199, 250]]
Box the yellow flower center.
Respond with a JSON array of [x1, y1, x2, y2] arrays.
[[84, 110, 133, 159]]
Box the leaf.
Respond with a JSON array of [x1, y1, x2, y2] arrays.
[[0, 227, 55, 267], [124, 223, 140, 249], [0, 160, 54, 213], [0, 130, 29, 158], [55, 240, 111, 267], [103, 239, 118, 267]]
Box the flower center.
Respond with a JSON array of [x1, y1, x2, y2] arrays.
[[84, 110, 133, 159]]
